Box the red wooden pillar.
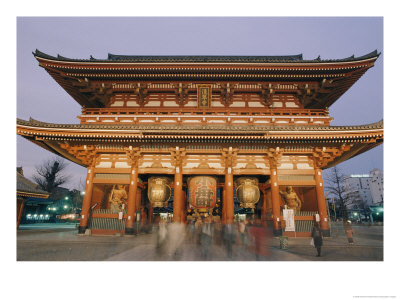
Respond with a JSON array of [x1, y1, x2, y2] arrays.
[[270, 168, 282, 236], [78, 164, 95, 234], [315, 168, 330, 236], [225, 167, 234, 224], [125, 167, 138, 235], [173, 165, 183, 222]]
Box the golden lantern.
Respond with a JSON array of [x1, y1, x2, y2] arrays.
[[187, 176, 217, 213], [147, 177, 171, 207], [235, 177, 260, 209]]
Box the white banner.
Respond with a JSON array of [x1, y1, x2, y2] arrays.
[[283, 209, 296, 231]]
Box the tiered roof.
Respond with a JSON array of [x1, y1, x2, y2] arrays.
[[32, 50, 381, 109]]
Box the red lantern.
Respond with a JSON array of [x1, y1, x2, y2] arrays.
[[187, 176, 217, 212]]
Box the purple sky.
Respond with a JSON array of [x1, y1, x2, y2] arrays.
[[17, 17, 383, 189]]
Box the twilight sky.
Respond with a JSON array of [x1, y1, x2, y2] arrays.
[[16, 17, 383, 189]]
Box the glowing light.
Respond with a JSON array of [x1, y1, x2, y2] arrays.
[[64, 205, 68, 209]]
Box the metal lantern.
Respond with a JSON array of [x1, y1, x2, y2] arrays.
[[235, 177, 260, 209], [147, 177, 171, 207], [188, 176, 217, 212]]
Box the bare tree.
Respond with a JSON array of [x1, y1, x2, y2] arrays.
[[32, 158, 70, 193], [324, 166, 348, 222]]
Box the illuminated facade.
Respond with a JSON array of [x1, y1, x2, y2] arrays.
[[17, 50, 383, 236]]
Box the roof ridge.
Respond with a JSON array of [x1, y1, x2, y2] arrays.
[[33, 49, 380, 64]]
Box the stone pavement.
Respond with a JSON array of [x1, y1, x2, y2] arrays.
[[17, 222, 383, 261]]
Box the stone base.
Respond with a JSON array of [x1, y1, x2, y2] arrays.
[[273, 228, 283, 236], [78, 226, 87, 234]]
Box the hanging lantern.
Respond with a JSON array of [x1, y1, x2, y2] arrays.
[[188, 176, 217, 212], [147, 177, 171, 207], [235, 177, 260, 209]]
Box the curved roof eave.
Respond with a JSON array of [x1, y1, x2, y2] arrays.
[[33, 49, 380, 65]]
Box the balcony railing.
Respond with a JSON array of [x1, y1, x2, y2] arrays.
[[81, 107, 329, 117]]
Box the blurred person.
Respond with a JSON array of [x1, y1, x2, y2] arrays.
[[248, 218, 270, 260], [166, 222, 186, 259], [194, 216, 203, 245], [213, 218, 223, 246], [187, 217, 196, 242], [223, 222, 237, 259], [156, 218, 168, 253], [200, 214, 214, 260], [344, 220, 354, 245], [238, 218, 249, 248], [312, 222, 323, 257]]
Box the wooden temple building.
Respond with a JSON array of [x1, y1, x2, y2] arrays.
[[17, 167, 50, 229], [17, 50, 383, 237]]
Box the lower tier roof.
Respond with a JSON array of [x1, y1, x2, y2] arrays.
[[17, 118, 383, 169]]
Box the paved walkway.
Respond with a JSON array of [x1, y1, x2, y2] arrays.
[[17, 222, 383, 261]]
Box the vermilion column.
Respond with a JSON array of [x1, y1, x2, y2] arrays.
[[78, 164, 95, 234], [225, 167, 234, 224], [315, 168, 330, 236], [125, 166, 138, 235], [173, 166, 183, 222], [270, 168, 282, 236]]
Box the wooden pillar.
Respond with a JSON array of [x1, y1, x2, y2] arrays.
[[270, 168, 282, 236], [225, 167, 234, 224], [315, 168, 330, 236], [173, 165, 183, 222], [78, 164, 95, 234], [125, 166, 138, 235]]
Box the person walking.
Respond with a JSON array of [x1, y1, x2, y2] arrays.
[[200, 214, 214, 260], [344, 220, 354, 245], [312, 222, 323, 257]]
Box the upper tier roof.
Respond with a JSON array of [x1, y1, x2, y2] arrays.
[[32, 49, 381, 110], [33, 49, 380, 64]]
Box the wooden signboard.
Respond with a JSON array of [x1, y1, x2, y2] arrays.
[[197, 84, 212, 108]]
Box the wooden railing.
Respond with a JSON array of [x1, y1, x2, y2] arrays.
[[81, 107, 328, 117]]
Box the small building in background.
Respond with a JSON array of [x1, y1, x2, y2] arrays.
[[342, 168, 383, 222], [17, 168, 50, 229]]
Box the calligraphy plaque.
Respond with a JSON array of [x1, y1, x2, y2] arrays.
[[197, 85, 212, 108]]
